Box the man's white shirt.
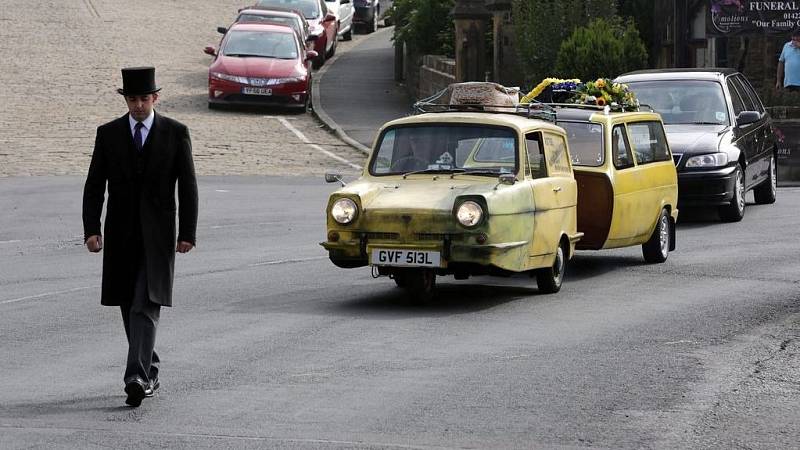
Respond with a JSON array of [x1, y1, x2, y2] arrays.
[[128, 111, 155, 145]]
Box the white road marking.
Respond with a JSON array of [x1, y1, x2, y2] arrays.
[[209, 221, 282, 229], [249, 256, 327, 267], [0, 240, 21, 244], [0, 285, 96, 305], [275, 117, 361, 169], [214, 189, 230, 193]]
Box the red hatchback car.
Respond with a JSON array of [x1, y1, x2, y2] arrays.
[[204, 23, 317, 111], [251, 0, 337, 69]]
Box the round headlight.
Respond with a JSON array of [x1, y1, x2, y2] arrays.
[[456, 201, 483, 227], [331, 198, 358, 224]]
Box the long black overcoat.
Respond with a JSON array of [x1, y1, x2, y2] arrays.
[[82, 112, 198, 306]]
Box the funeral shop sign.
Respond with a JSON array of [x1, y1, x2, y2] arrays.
[[710, 1, 800, 35]]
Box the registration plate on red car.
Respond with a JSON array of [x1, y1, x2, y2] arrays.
[[242, 87, 272, 96]]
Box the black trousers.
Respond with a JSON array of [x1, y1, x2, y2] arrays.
[[120, 257, 160, 385]]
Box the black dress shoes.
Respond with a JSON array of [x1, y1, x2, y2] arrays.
[[145, 378, 159, 398], [124, 379, 150, 407]]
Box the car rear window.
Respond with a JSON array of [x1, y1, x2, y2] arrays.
[[558, 121, 604, 167], [255, 0, 319, 19], [370, 125, 518, 176], [625, 80, 730, 126], [237, 15, 302, 36]]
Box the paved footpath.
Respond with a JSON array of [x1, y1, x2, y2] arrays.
[[315, 25, 412, 151], [0, 0, 368, 177]]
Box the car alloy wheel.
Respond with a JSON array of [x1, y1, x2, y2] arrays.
[[754, 155, 777, 204], [719, 164, 745, 222], [643, 209, 670, 263]]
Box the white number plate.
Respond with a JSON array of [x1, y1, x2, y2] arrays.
[[242, 87, 272, 96], [371, 249, 441, 267]]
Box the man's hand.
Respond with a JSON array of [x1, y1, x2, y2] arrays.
[[86, 235, 103, 253], [776, 81, 782, 90], [176, 241, 194, 253]]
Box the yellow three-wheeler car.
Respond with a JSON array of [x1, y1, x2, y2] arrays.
[[322, 105, 584, 299]]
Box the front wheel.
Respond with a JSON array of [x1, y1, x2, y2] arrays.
[[327, 26, 338, 57], [642, 208, 671, 263], [536, 243, 566, 294], [719, 163, 745, 222], [753, 155, 777, 204], [312, 44, 326, 69]]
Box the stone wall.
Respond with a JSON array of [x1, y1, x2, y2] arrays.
[[416, 54, 456, 100]]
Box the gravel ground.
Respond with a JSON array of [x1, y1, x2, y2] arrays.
[[0, 0, 368, 177]]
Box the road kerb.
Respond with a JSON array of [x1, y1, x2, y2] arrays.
[[311, 26, 395, 156]]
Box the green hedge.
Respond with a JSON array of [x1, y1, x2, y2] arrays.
[[555, 17, 647, 81], [389, 0, 455, 57]]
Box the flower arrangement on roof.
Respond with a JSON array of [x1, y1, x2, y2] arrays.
[[573, 78, 639, 109], [520, 77, 639, 110], [520, 78, 580, 104]]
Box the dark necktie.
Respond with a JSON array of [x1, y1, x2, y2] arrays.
[[134, 122, 144, 151]]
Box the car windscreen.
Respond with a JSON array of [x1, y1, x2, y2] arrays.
[[370, 125, 518, 176], [625, 80, 730, 126], [557, 121, 604, 167], [223, 30, 298, 59], [237, 15, 302, 36], [254, 0, 319, 19]]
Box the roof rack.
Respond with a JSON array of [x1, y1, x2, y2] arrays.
[[413, 98, 558, 124]]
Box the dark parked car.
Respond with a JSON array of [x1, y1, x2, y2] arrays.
[[353, 0, 380, 33], [616, 68, 777, 222]]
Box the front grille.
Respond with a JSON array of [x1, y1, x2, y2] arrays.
[[416, 233, 464, 241], [223, 94, 292, 104], [672, 153, 683, 167], [365, 232, 399, 240]]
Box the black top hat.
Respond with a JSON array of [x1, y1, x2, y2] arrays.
[[117, 66, 161, 96]]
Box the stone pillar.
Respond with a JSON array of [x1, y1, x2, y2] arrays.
[[453, 0, 491, 82], [485, 0, 511, 83]]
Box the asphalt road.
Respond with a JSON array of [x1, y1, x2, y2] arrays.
[[1, 177, 798, 449]]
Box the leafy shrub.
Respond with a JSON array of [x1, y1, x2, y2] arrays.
[[511, 0, 617, 84], [389, 0, 455, 57], [554, 17, 647, 81]]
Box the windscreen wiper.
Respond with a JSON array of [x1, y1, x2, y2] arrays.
[[402, 168, 465, 179], [455, 169, 502, 177], [225, 53, 265, 58]]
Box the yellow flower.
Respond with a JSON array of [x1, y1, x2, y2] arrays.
[[596, 97, 607, 107], [595, 78, 606, 89]]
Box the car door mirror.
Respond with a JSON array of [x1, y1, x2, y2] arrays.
[[203, 46, 217, 56], [217, 26, 228, 35], [324, 13, 336, 22], [325, 172, 345, 186], [498, 174, 516, 185], [737, 110, 761, 126], [306, 50, 319, 61]]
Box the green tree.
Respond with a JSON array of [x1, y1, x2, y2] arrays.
[[617, 0, 655, 66], [512, 0, 617, 84], [554, 17, 647, 81], [390, 0, 455, 57]]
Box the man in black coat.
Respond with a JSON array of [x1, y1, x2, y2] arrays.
[[83, 66, 198, 407]]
